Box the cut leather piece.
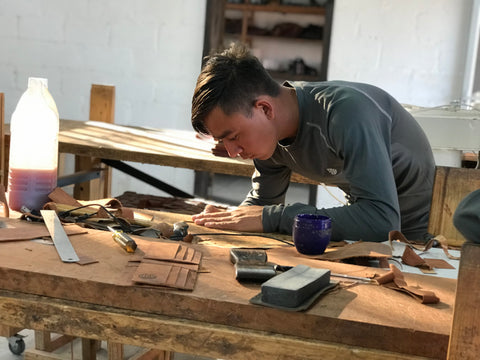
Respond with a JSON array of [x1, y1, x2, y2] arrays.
[[0, 221, 87, 242], [76, 255, 99, 266], [312, 241, 392, 261], [401, 245, 455, 272], [389, 230, 460, 260], [132, 260, 198, 290], [433, 235, 461, 260], [48, 187, 83, 207], [143, 242, 202, 265], [424, 258, 455, 269], [375, 264, 439, 304], [378, 257, 390, 269]]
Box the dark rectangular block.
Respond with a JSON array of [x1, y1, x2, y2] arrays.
[[261, 265, 331, 308]]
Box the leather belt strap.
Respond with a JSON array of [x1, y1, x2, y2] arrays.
[[375, 264, 440, 304]]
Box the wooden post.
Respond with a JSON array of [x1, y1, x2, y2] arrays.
[[0, 93, 5, 188], [447, 242, 480, 358], [428, 166, 480, 246], [74, 84, 115, 200]]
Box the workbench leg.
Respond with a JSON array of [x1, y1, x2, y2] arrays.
[[107, 342, 124, 360], [74, 84, 115, 200], [0, 324, 22, 337], [447, 242, 480, 359], [34, 330, 74, 352], [107, 342, 173, 360], [82, 338, 101, 360]]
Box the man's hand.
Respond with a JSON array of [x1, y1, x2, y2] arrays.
[[192, 205, 264, 232]]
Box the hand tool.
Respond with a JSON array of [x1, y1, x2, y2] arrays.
[[40, 210, 80, 263], [229, 248, 291, 282], [170, 221, 189, 240], [172, 221, 294, 246], [107, 226, 137, 253], [229, 248, 375, 283]]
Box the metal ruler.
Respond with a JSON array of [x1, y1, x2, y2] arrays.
[[40, 210, 80, 263]]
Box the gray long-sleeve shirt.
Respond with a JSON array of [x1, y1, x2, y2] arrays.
[[453, 189, 480, 244], [241, 81, 435, 242]]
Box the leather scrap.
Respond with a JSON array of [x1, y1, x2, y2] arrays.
[[389, 230, 459, 260], [132, 242, 203, 291], [143, 242, 202, 265], [401, 245, 454, 273], [401, 245, 433, 270], [311, 241, 392, 261], [132, 261, 198, 290], [0, 221, 87, 242], [375, 264, 439, 304], [48, 187, 82, 207]]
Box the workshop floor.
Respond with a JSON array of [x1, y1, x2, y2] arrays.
[[0, 330, 215, 360]]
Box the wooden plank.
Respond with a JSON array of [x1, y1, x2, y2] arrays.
[[0, 289, 431, 360], [128, 349, 172, 360], [428, 166, 480, 246], [74, 85, 115, 200], [24, 349, 63, 360], [0, 324, 22, 337], [447, 242, 480, 359], [0, 93, 5, 188], [0, 215, 454, 359]]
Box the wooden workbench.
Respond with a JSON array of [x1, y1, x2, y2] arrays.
[[0, 211, 455, 359], [3, 120, 318, 187]]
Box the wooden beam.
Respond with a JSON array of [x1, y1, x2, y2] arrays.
[[448, 242, 480, 359], [0, 290, 432, 360], [0, 93, 5, 188], [74, 85, 115, 200], [428, 166, 480, 246]]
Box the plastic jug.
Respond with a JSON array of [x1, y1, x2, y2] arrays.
[[7, 77, 59, 212]]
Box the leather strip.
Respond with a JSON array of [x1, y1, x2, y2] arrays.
[[375, 264, 440, 304], [312, 241, 392, 261], [389, 230, 460, 260]]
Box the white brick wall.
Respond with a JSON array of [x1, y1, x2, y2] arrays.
[[1, 0, 207, 197], [329, 0, 472, 107]]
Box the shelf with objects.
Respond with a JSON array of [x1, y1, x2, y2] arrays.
[[221, 0, 334, 82]]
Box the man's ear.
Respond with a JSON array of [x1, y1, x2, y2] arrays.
[[254, 97, 274, 120]]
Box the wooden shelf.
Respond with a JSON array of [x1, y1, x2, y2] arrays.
[[226, 2, 327, 15], [225, 32, 323, 42], [203, 0, 334, 81]]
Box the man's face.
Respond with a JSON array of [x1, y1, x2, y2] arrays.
[[204, 105, 277, 161]]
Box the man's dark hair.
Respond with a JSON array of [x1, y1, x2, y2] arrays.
[[191, 42, 280, 135]]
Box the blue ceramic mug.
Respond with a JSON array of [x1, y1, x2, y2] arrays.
[[293, 214, 332, 255]]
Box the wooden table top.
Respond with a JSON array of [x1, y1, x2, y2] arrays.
[[0, 211, 455, 359], [5, 119, 317, 185]]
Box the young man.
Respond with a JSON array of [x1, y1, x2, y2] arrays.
[[191, 43, 435, 242]]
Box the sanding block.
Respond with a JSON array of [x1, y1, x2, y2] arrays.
[[260, 265, 331, 308]]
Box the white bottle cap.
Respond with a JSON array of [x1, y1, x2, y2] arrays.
[[28, 77, 48, 88]]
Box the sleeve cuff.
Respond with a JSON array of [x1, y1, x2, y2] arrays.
[[262, 203, 318, 234]]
